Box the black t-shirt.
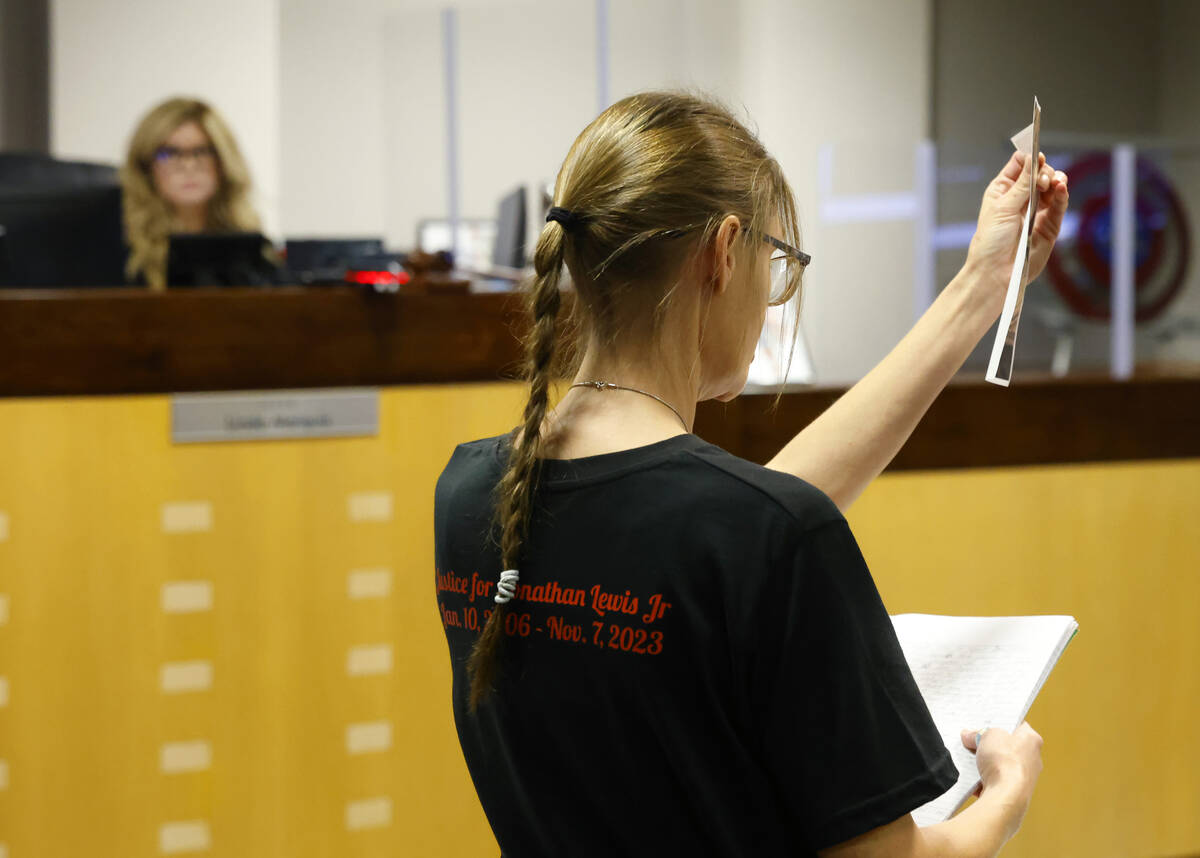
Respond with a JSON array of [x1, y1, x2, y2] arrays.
[[434, 432, 957, 857]]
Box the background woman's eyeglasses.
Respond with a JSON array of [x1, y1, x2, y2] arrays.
[[151, 145, 217, 170]]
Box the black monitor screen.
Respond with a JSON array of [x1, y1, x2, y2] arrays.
[[0, 184, 127, 287], [492, 186, 526, 269], [167, 233, 276, 287]]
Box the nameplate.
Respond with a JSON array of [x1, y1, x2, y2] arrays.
[[171, 388, 379, 443]]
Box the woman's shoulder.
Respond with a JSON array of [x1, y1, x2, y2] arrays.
[[680, 439, 844, 533], [437, 434, 506, 485], [448, 433, 506, 459], [436, 432, 843, 534]]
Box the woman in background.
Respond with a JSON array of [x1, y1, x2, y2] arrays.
[[119, 97, 261, 289]]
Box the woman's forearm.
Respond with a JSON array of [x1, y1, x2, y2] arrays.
[[818, 781, 1027, 858], [765, 263, 1001, 510], [917, 779, 1028, 858]]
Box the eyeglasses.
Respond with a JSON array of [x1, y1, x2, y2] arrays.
[[635, 223, 812, 306], [151, 144, 217, 170], [762, 232, 811, 306]]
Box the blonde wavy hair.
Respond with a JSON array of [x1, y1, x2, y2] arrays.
[[120, 97, 260, 289], [467, 91, 804, 711]]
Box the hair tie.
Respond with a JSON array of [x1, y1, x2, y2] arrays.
[[494, 569, 520, 605], [545, 206, 584, 231]]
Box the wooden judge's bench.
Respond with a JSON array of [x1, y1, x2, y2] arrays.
[[0, 286, 1198, 858]]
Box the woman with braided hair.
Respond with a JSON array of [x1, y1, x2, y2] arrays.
[[434, 91, 1069, 857]]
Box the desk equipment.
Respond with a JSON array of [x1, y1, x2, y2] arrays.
[[167, 232, 278, 287], [491, 185, 526, 269], [0, 184, 126, 287], [0, 152, 117, 190], [283, 238, 386, 285], [416, 218, 495, 270], [416, 185, 531, 287]]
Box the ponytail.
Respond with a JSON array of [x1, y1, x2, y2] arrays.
[[466, 219, 566, 712]]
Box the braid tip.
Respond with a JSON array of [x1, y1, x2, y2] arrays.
[[494, 569, 520, 604]]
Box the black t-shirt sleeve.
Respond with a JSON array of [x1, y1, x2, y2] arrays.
[[742, 519, 958, 851]]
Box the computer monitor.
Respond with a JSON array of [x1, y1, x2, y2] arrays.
[[0, 184, 127, 287], [0, 152, 118, 190], [492, 185, 526, 269], [283, 238, 385, 285], [415, 218, 496, 270], [166, 233, 277, 287]]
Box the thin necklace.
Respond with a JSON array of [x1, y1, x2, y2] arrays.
[[568, 380, 690, 432]]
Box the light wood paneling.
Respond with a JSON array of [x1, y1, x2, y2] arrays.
[[0, 384, 525, 857], [0, 384, 1195, 857], [851, 460, 1200, 858]]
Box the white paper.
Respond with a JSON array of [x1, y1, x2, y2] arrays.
[[986, 97, 1041, 386], [890, 613, 1078, 826]]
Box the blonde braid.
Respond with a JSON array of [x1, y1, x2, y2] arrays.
[[466, 219, 566, 712], [463, 91, 805, 711]]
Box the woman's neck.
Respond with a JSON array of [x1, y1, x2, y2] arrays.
[[574, 354, 697, 427], [174, 204, 207, 233], [536, 345, 700, 459]]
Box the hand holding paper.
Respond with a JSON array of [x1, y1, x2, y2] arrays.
[[985, 98, 1041, 386], [963, 98, 1070, 385], [967, 149, 1066, 299], [892, 613, 1078, 825]]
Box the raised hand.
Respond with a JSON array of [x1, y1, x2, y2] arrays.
[[966, 151, 1070, 318]]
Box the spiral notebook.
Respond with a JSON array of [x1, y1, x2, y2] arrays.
[[890, 613, 1079, 826]]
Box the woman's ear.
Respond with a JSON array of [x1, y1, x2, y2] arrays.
[[709, 214, 741, 297]]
